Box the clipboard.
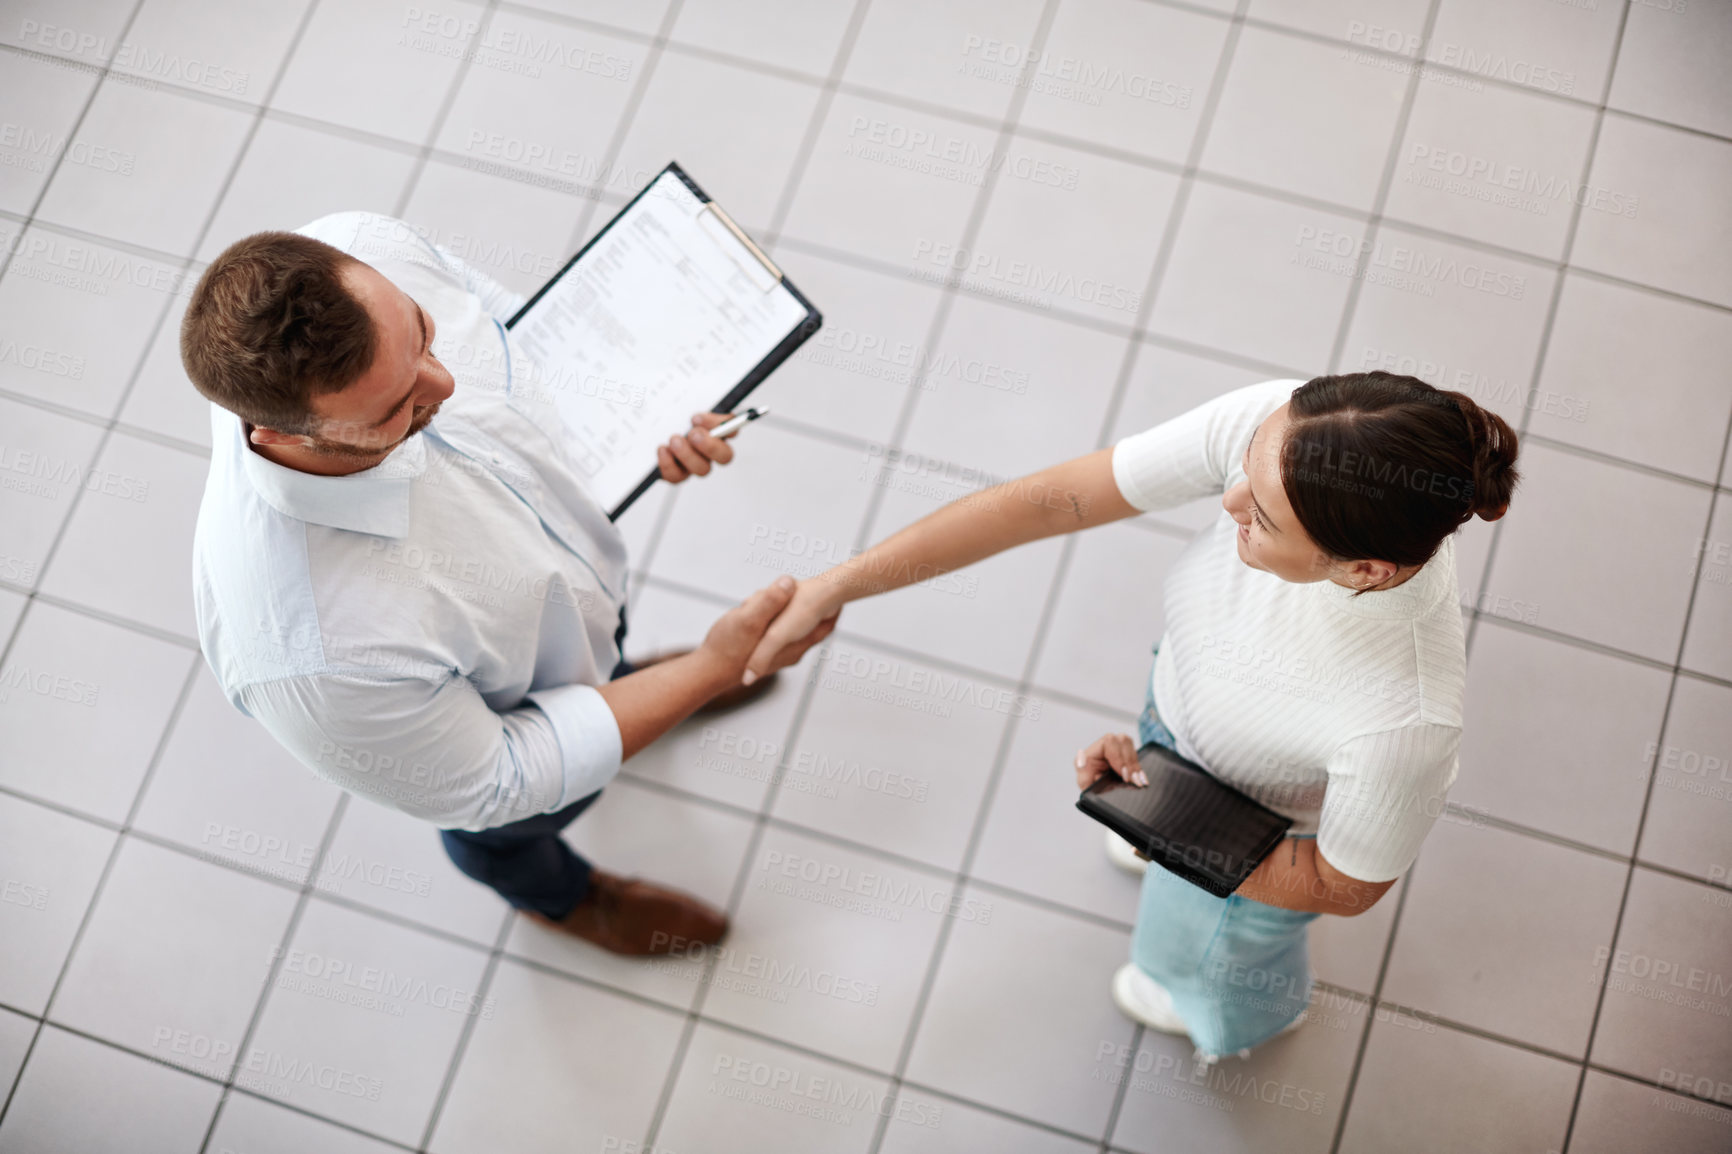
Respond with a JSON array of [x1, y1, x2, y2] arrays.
[[505, 161, 822, 520]]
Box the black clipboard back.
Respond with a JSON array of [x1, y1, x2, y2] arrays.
[[1076, 742, 1293, 899], [506, 162, 822, 520]]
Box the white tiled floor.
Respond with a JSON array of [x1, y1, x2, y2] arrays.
[[0, 1, 1728, 1151]]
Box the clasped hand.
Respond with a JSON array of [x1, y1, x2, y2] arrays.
[[695, 576, 846, 689], [658, 419, 843, 682]]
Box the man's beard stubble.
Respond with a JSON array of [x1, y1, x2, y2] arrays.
[[304, 402, 441, 462]]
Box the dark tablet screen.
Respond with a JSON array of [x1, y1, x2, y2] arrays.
[[1077, 742, 1293, 899]]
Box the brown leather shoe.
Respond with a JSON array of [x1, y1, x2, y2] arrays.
[[527, 869, 728, 956], [627, 648, 779, 715]]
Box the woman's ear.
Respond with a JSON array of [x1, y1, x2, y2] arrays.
[[1338, 558, 1399, 589]]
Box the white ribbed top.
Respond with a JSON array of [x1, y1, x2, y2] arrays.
[[1111, 379, 1466, 883]]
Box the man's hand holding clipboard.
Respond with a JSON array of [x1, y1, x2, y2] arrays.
[[654, 407, 770, 484], [506, 163, 821, 519]]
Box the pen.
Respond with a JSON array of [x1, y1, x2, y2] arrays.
[[707, 407, 769, 440]]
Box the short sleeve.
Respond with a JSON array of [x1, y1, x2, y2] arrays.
[[1111, 379, 1300, 512], [1315, 724, 1461, 883]]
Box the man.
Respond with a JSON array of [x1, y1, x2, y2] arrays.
[[184, 213, 830, 955]]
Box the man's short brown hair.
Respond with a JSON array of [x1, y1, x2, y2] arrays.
[[181, 232, 377, 434]]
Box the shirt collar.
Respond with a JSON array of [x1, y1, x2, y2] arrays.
[[232, 413, 427, 538]]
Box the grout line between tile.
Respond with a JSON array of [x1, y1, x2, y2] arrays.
[[390, 0, 501, 220], [556, 1, 688, 261], [1322, 0, 1447, 1144], [2, 1, 1725, 1146], [632, 634, 826, 1145], [0, 645, 197, 1130], [0, 0, 159, 1123], [1320, 6, 1445, 378], [10, 947, 1728, 1154], [192, 792, 353, 1154], [0, 590, 201, 651], [1, 0, 317, 684], [0, 0, 153, 674], [413, 905, 518, 1151], [634, 3, 880, 1147], [2, 11, 1730, 314], [849, 1, 1224, 1139], [477, 0, 1732, 151], [1095, 1023, 1144, 1154], [1561, 324, 1732, 1152], [6, 1018, 430, 1150]]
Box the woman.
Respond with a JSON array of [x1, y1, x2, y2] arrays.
[[744, 371, 1520, 1061]]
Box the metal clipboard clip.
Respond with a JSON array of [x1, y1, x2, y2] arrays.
[[696, 201, 782, 292]]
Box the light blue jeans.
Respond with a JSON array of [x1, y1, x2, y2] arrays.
[[1130, 648, 1318, 1058]]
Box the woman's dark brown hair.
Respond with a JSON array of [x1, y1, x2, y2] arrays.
[[1279, 371, 1520, 570]]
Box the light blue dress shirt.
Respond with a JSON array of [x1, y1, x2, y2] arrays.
[[193, 213, 631, 831]]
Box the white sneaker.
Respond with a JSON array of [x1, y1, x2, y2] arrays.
[[1104, 830, 1150, 876], [1111, 963, 1190, 1036], [1112, 964, 1308, 1055]]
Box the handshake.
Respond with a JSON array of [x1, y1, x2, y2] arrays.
[[690, 574, 848, 690]]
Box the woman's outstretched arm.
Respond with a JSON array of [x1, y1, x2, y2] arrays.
[[742, 447, 1139, 680]]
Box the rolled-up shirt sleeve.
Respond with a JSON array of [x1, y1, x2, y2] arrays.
[[1315, 723, 1462, 883], [237, 671, 622, 831]]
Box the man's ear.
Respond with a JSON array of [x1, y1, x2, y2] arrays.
[[249, 425, 312, 448]]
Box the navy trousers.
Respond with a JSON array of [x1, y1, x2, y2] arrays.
[[438, 613, 633, 919]]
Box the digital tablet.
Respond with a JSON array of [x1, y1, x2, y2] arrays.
[[1076, 742, 1293, 899]]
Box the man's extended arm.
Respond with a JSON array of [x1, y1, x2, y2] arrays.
[[240, 579, 829, 831], [240, 670, 607, 831]]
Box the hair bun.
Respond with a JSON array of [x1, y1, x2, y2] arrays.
[[1443, 391, 1520, 521]]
